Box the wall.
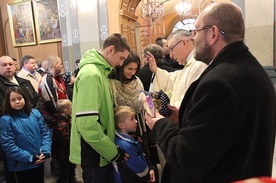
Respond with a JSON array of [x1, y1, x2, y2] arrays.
[[0, 0, 62, 66], [119, 0, 273, 66], [244, 0, 274, 66], [58, 0, 101, 73], [0, 8, 5, 57], [161, 0, 275, 66], [0, 0, 105, 72], [1, 0, 274, 68], [107, 1, 120, 34]]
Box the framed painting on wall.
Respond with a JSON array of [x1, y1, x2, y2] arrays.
[[7, 1, 36, 47], [33, 0, 61, 44]]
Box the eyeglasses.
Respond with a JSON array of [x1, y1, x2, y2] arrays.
[[189, 25, 225, 37], [169, 40, 182, 52]]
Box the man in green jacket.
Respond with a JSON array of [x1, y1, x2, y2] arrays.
[[69, 33, 130, 183]]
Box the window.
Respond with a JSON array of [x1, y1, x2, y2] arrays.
[[172, 18, 196, 32]]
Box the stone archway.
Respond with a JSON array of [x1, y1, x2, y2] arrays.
[[108, 0, 179, 55], [112, 0, 170, 56]]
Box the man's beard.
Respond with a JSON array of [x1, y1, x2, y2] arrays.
[[194, 42, 213, 65]]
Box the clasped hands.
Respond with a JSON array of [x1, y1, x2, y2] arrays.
[[32, 152, 50, 165]]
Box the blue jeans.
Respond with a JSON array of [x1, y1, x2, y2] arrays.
[[81, 164, 113, 183]]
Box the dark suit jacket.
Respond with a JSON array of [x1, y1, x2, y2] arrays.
[[153, 42, 276, 182], [0, 75, 43, 111], [165, 54, 184, 70]]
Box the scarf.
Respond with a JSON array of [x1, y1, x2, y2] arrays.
[[110, 78, 143, 113]]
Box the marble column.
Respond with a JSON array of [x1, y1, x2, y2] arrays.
[[58, 0, 110, 73]]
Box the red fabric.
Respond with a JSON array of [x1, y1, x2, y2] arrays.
[[233, 177, 276, 183], [53, 75, 67, 100]]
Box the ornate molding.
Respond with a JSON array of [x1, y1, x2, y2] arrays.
[[119, 9, 138, 22]]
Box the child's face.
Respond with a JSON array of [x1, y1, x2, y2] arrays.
[[121, 113, 137, 133], [10, 91, 25, 110]]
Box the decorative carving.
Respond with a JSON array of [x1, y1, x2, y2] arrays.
[[72, 29, 79, 44], [62, 34, 67, 47]]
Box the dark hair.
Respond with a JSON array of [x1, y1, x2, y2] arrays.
[[102, 33, 130, 53], [75, 59, 80, 64], [109, 51, 141, 85], [155, 37, 166, 47], [36, 60, 42, 68], [0, 86, 32, 116], [21, 55, 34, 65]]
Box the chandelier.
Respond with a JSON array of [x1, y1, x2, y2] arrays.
[[175, 0, 213, 18], [175, 1, 192, 17], [142, 0, 170, 23]]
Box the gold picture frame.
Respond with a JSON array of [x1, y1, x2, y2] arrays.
[[7, 1, 36, 47], [33, 0, 61, 44]]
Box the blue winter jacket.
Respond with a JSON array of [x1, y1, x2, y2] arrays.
[[0, 109, 51, 172], [114, 131, 150, 183]]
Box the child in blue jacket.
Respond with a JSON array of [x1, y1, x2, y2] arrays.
[[0, 86, 51, 183], [114, 106, 155, 183]]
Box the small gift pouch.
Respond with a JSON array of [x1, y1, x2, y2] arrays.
[[152, 90, 172, 117]]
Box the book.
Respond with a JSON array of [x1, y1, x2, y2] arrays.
[[139, 90, 156, 117]]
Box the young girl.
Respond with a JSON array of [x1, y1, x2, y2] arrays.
[[114, 106, 155, 183], [0, 86, 51, 183]]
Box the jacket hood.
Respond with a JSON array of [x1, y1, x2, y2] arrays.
[[79, 49, 113, 75]]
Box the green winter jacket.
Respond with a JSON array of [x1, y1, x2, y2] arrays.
[[69, 49, 120, 167]]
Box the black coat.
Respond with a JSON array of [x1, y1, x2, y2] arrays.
[[165, 55, 184, 70], [153, 42, 276, 182], [0, 75, 43, 110], [137, 60, 175, 91]]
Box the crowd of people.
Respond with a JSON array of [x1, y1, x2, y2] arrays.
[[0, 2, 275, 183]]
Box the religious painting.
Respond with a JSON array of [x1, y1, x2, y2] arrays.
[[7, 2, 36, 47], [33, 0, 61, 44]]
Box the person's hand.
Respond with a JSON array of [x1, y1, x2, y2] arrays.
[[168, 104, 179, 125], [33, 154, 46, 165], [115, 147, 129, 164], [124, 153, 129, 162], [147, 51, 157, 73], [145, 110, 165, 130], [149, 169, 155, 182], [41, 152, 51, 160]]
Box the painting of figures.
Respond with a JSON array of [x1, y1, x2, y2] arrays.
[[7, 2, 36, 47]]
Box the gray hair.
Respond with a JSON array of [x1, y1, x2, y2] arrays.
[[143, 44, 163, 61], [42, 60, 48, 67], [168, 29, 191, 41], [47, 55, 60, 70]]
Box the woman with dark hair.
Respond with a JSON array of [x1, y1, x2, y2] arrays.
[[0, 86, 51, 183], [109, 51, 157, 182], [109, 51, 144, 131]]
